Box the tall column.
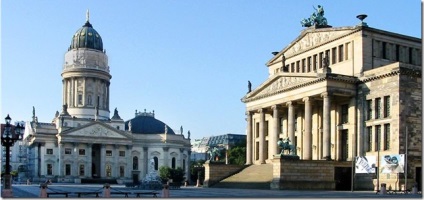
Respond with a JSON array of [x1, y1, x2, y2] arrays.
[[87, 143, 92, 177], [186, 151, 191, 184], [72, 143, 78, 176], [287, 102, 296, 144], [271, 105, 280, 156], [322, 92, 331, 160], [126, 145, 131, 179], [143, 147, 148, 177], [114, 145, 119, 177], [303, 97, 313, 160], [258, 108, 266, 164], [245, 111, 253, 165], [100, 144, 106, 177], [58, 143, 63, 177]]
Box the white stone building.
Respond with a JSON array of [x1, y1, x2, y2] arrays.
[[23, 12, 191, 184], [241, 13, 421, 189]]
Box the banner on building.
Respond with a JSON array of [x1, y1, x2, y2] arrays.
[[380, 154, 405, 174], [355, 156, 376, 174]]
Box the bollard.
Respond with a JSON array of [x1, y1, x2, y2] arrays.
[[380, 183, 387, 195], [412, 183, 418, 194], [103, 183, 111, 198], [39, 183, 48, 198], [162, 184, 170, 198], [184, 181, 188, 187]]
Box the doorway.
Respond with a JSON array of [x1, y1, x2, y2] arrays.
[[335, 167, 351, 190]]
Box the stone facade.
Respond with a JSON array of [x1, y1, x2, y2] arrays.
[[242, 23, 421, 190], [23, 13, 192, 184]]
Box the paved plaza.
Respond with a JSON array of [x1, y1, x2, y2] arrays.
[[3, 183, 422, 199]]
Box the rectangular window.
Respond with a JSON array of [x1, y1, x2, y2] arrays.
[[106, 150, 112, 156], [46, 149, 53, 155], [384, 96, 390, 117], [307, 57, 311, 72], [78, 94, 83, 105], [313, 54, 317, 71], [265, 121, 269, 136], [119, 151, 125, 157], [375, 125, 381, 151], [338, 45, 344, 62], [291, 63, 295, 72], [408, 47, 413, 64], [296, 61, 300, 72], [345, 42, 350, 60], [79, 149, 85, 155], [319, 52, 324, 69], [255, 122, 259, 138], [120, 166, 125, 177], [331, 48, 337, 64], [366, 100, 372, 120], [279, 117, 284, 134], [301, 59, 306, 72], [79, 165, 85, 176], [340, 104, 348, 124], [65, 148, 72, 155], [395, 44, 400, 61], [47, 164, 53, 175], [382, 42, 387, 59], [65, 164, 71, 176], [384, 124, 390, 150], [375, 98, 381, 119], [366, 127, 372, 152]]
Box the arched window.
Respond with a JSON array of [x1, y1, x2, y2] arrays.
[[133, 156, 138, 170], [172, 157, 176, 169], [154, 157, 158, 170]]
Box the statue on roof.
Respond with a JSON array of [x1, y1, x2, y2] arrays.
[[247, 81, 252, 93], [301, 5, 328, 27]]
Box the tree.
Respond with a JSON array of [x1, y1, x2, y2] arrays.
[[227, 140, 246, 165], [159, 166, 185, 184]]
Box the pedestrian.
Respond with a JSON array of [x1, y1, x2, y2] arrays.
[[162, 184, 170, 198]]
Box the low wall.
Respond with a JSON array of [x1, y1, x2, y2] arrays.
[[203, 161, 247, 187], [271, 155, 350, 190]]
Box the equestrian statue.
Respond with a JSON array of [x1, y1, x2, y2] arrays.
[[277, 138, 296, 155]]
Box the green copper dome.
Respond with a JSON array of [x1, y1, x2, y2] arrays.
[[70, 12, 103, 51]]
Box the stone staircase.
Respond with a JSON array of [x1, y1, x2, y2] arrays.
[[212, 163, 273, 189]]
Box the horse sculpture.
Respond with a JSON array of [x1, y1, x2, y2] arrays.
[[277, 138, 296, 155], [208, 147, 221, 161]]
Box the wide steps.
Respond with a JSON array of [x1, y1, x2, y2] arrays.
[[212, 163, 273, 189]]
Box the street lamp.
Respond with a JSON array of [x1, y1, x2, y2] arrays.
[[1, 114, 24, 198]]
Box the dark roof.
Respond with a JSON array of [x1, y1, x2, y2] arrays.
[[70, 20, 103, 51], [125, 115, 175, 135]]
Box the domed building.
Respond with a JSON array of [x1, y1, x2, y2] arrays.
[[23, 11, 192, 184]]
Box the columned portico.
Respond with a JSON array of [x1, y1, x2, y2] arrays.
[[258, 108, 266, 164], [322, 92, 331, 160], [271, 105, 280, 156], [287, 102, 296, 144], [303, 97, 313, 160], [245, 112, 253, 165]]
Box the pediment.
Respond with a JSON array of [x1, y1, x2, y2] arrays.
[[60, 122, 129, 139], [243, 74, 321, 101], [269, 27, 359, 64]]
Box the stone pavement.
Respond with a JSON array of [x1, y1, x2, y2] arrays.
[[4, 183, 423, 199]]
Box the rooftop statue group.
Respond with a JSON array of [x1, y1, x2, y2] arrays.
[[301, 5, 328, 27], [207, 146, 222, 161]]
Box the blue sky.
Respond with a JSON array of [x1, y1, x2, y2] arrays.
[[1, 1, 421, 139]]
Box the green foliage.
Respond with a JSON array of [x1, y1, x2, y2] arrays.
[[159, 166, 185, 184], [227, 146, 246, 165], [159, 166, 171, 183], [10, 170, 18, 177]]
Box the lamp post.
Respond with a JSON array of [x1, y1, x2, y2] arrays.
[[1, 114, 24, 198]]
